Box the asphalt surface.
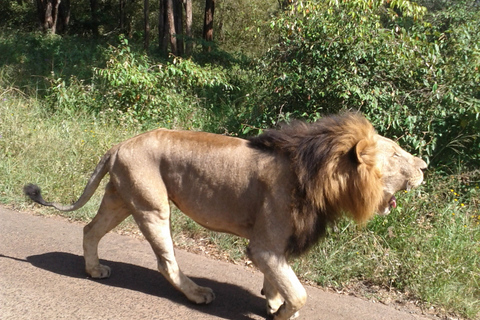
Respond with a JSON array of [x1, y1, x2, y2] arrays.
[[1, 206, 433, 320]]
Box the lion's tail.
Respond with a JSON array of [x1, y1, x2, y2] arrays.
[[23, 151, 112, 212]]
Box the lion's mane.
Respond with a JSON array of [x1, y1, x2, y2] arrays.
[[249, 113, 383, 256]]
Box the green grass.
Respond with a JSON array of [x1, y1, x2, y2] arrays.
[[1, 88, 478, 319], [0, 88, 142, 218], [295, 180, 480, 318]]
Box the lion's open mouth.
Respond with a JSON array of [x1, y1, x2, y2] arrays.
[[389, 195, 397, 209]]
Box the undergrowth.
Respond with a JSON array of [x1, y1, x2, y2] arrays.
[[1, 88, 478, 319], [0, 88, 142, 218]]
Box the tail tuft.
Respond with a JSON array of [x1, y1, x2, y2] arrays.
[[23, 184, 50, 207]]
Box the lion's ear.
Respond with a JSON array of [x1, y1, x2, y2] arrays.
[[354, 138, 373, 165]]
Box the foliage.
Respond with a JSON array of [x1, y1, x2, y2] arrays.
[[0, 30, 108, 92], [44, 37, 250, 132], [0, 1, 37, 32], [212, 0, 280, 57], [93, 37, 207, 128], [247, 0, 479, 169]]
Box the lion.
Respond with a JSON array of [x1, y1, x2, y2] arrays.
[[24, 112, 426, 320]]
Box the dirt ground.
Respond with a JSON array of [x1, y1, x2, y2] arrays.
[[1, 206, 440, 320]]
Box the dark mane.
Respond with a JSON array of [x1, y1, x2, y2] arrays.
[[248, 112, 382, 257]]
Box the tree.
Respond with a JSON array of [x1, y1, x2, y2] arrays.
[[157, 0, 193, 56], [159, 0, 168, 54], [155, 0, 216, 55], [173, 0, 184, 56], [144, 0, 150, 50], [203, 0, 215, 51], [90, 0, 99, 35], [184, 0, 193, 55], [119, 0, 126, 31], [158, 0, 182, 55], [36, 0, 70, 34]]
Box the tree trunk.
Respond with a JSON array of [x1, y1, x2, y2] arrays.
[[173, 0, 184, 56], [36, 0, 70, 34], [184, 0, 193, 55], [90, 0, 99, 35], [166, 0, 177, 55], [51, 0, 60, 34], [144, 0, 150, 51], [37, 0, 54, 31], [57, 0, 70, 32], [159, 0, 186, 56], [119, 0, 125, 32], [158, 0, 168, 55], [278, 0, 291, 10], [203, 0, 215, 52]]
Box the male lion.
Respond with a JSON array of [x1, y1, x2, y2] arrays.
[[24, 113, 426, 320]]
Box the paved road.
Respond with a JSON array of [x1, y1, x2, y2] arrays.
[[1, 207, 433, 320]]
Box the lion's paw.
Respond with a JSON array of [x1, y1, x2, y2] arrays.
[[266, 299, 284, 315], [272, 311, 299, 320], [87, 264, 111, 279], [186, 286, 215, 304], [271, 304, 300, 320]]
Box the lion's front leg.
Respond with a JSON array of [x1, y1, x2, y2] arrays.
[[249, 247, 307, 320], [261, 276, 284, 316]]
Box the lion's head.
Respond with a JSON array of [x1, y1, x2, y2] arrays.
[[375, 136, 427, 215], [249, 112, 427, 256]]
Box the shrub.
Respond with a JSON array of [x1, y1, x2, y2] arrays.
[[45, 37, 248, 131], [247, 0, 479, 169]]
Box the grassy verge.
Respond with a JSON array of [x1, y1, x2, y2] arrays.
[[0, 88, 141, 217], [296, 178, 479, 319], [1, 88, 478, 319]]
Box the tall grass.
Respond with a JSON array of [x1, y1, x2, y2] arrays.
[[1, 87, 478, 319], [295, 179, 479, 318], [0, 88, 142, 218]]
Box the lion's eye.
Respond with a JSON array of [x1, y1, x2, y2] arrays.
[[393, 152, 401, 158]]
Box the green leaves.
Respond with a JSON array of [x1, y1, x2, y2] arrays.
[[248, 0, 479, 169], [42, 36, 245, 132]]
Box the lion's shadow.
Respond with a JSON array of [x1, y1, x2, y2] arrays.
[[27, 252, 266, 320]]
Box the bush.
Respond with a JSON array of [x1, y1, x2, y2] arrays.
[[44, 37, 251, 132], [246, 0, 479, 169]]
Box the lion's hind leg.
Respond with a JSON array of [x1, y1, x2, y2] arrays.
[[83, 181, 131, 278], [124, 182, 215, 304]]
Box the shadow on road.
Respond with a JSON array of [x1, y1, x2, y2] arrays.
[[26, 252, 266, 320]]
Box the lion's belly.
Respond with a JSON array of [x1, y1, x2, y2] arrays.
[[159, 151, 275, 238], [166, 168, 262, 239]]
